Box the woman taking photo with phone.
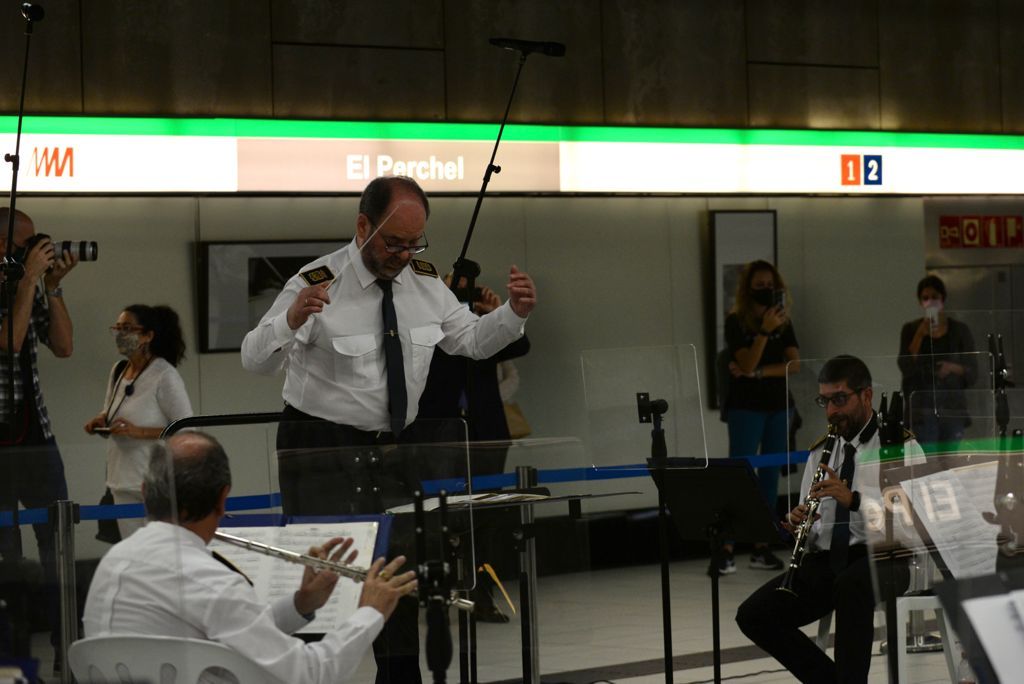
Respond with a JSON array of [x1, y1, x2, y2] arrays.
[[719, 260, 800, 574], [898, 274, 977, 445], [84, 304, 193, 538]]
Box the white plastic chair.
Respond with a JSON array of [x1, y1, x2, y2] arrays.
[[69, 635, 283, 684]]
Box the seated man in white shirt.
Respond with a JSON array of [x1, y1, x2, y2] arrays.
[[83, 431, 417, 684]]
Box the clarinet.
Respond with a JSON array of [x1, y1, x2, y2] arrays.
[[777, 423, 839, 596]]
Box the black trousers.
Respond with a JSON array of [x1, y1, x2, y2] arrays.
[[0, 404, 69, 654], [277, 406, 471, 684], [736, 545, 909, 684]]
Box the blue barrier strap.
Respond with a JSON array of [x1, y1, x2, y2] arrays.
[[0, 493, 285, 528], [0, 453, 809, 526]]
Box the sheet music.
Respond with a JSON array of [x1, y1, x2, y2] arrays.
[[963, 592, 1024, 681], [210, 522, 378, 634], [909, 464, 999, 578]]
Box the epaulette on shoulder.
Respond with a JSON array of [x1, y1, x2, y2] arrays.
[[410, 259, 438, 278], [807, 430, 831, 452]]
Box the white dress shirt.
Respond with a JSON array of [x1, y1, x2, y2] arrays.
[[241, 241, 526, 431], [83, 521, 383, 684], [801, 415, 925, 553]]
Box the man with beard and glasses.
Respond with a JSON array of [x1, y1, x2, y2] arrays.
[[736, 355, 921, 683], [241, 175, 536, 683]]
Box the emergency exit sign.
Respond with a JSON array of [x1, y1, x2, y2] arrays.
[[939, 215, 1024, 249]]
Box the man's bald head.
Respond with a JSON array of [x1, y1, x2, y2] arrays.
[[144, 431, 232, 523], [0, 207, 35, 255]]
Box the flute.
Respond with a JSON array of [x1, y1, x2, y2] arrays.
[[213, 531, 475, 612]]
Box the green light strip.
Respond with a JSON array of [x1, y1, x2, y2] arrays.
[[2, 115, 1024, 150]]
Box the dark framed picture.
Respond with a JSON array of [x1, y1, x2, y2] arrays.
[[197, 240, 349, 353]]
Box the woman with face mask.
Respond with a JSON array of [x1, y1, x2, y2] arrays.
[[718, 260, 800, 575], [898, 275, 977, 446], [84, 304, 193, 538]]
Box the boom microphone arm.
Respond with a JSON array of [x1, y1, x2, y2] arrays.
[[450, 37, 565, 301]]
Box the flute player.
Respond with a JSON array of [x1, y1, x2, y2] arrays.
[[83, 431, 417, 684]]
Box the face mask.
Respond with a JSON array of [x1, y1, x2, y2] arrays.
[[751, 288, 774, 307], [115, 331, 141, 357]]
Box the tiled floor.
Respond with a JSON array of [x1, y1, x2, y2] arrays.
[[39, 556, 958, 683]]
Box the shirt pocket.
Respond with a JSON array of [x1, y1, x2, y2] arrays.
[[409, 324, 444, 381], [331, 333, 379, 388]]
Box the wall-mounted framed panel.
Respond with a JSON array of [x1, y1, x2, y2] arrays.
[[197, 240, 348, 353]]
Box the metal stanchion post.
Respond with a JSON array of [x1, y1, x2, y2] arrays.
[[52, 500, 78, 684], [516, 466, 540, 684]]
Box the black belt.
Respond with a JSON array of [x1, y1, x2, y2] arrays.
[[280, 404, 400, 445]]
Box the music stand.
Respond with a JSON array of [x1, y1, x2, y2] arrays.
[[650, 457, 784, 684], [934, 568, 1024, 684]]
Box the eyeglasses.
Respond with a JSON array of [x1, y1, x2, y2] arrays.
[[814, 389, 865, 408], [380, 234, 429, 255], [109, 325, 144, 335]]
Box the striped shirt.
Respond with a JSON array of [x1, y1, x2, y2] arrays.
[[0, 284, 53, 440]]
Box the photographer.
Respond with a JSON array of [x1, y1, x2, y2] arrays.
[[0, 207, 78, 663]]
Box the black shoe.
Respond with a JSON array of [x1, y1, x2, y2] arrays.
[[749, 548, 784, 570], [707, 550, 736, 577]]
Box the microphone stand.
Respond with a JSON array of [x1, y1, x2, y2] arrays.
[[416, 489, 455, 684], [637, 393, 675, 684], [3, 4, 43, 433], [984, 334, 1024, 569], [449, 49, 531, 301], [877, 393, 905, 684], [2, 3, 44, 578]]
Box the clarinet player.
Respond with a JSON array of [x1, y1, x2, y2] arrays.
[[735, 355, 920, 683]]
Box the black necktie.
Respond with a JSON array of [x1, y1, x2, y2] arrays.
[[377, 279, 407, 437], [829, 442, 857, 573]]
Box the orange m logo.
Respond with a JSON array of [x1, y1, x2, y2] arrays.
[[32, 147, 74, 177]]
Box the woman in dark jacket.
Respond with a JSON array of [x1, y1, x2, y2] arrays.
[[898, 274, 977, 446], [721, 260, 800, 574]]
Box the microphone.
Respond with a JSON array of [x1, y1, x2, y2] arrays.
[[21, 3, 44, 22], [489, 37, 566, 57]]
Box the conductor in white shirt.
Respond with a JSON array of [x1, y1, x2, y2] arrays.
[[240, 175, 536, 683], [83, 431, 417, 684]]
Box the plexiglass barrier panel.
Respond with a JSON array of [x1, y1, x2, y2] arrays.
[[469, 437, 601, 683], [269, 418, 472, 590], [581, 344, 710, 514], [945, 308, 1024, 384], [785, 353, 992, 509], [860, 403, 1020, 684]]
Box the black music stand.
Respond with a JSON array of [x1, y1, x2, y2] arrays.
[[934, 568, 1024, 684], [650, 457, 784, 684]]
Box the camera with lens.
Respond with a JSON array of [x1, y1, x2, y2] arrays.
[[22, 233, 98, 263]]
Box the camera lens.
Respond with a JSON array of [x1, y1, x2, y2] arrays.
[[55, 240, 98, 261]]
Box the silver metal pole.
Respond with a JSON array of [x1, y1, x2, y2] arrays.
[[516, 466, 540, 684], [53, 500, 77, 684], [906, 553, 943, 653]]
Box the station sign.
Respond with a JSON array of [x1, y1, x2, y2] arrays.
[[2, 117, 1024, 195]]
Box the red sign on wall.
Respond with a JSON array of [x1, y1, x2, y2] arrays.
[[940, 215, 1024, 249]]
